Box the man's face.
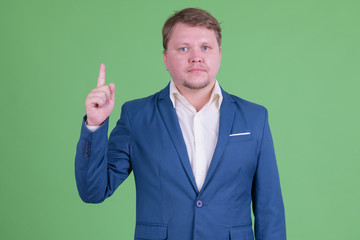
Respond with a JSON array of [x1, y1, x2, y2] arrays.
[[163, 23, 221, 91]]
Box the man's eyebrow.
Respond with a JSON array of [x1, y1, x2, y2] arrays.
[[201, 40, 216, 45], [176, 42, 190, 46], [176, 41, 214, 45]]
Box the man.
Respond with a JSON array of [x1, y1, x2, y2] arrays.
[[75, 8, 286, 240]]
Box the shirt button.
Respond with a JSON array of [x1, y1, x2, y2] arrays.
[[196, 200, 203, 208]]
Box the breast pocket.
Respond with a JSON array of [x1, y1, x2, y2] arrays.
[[135, 224, 167, 240], [228, 133, 253, 142], [229, 225, 254, 240]]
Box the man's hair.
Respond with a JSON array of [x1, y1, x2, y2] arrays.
[[162, 8, 222, 53]]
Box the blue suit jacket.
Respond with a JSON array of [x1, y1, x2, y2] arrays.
[[75, 84, 286, 240]]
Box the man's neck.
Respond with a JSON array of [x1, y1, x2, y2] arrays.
[[175, 81, 216, 112]]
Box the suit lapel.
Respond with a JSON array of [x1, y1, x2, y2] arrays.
[[201, 89, 236, 191], [157, 85, 199, 194]]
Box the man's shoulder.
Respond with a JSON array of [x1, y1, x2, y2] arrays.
[[225, 90, 267, 114], [124, 93, 157, 106], [224, 91, 269, 129]]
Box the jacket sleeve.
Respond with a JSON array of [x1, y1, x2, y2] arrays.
[[252, 108, 286, 239], [75, 104, 132, 203]]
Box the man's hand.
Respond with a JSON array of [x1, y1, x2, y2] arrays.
[[85, 63, 115, 126]]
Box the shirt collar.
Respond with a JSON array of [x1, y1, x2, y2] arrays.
[[169, 80, 223, 110]]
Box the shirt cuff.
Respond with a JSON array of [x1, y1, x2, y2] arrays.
[[85, 123, 101, 132]]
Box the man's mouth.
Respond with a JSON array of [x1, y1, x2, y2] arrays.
[[188, 68, 206, 73]]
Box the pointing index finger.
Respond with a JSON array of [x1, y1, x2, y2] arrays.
[[97, 63, 106, 87]]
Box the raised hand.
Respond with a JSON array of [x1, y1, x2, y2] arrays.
[[85, 63, 115, 126]]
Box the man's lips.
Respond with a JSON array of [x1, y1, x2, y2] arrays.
[[188, 68, 206, 73]]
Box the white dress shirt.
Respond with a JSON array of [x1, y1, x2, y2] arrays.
[[86, 80, 223, 191], [169, 80, 223, 191]]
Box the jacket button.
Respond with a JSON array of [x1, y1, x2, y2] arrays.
[[196, 200, 203, 208]]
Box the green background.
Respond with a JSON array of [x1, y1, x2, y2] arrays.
[[1, 0, 359, 239]]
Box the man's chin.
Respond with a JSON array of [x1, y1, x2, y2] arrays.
[[183, 80, 211, 90]]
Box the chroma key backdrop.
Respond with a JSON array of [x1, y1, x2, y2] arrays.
[[1, 0, 359, 239]]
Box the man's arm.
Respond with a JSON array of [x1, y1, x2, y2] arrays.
[[74, 63, 132, 203], [252, 109, 286, 239], [75, 107, 132, 203]]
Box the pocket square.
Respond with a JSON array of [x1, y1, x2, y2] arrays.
[[229, 132, 251, 136]]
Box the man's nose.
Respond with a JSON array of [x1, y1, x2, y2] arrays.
[[189, 49, 203, 63], [191, 57, 203, 63]]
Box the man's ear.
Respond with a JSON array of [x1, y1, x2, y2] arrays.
[[163, 51, 168, 71]]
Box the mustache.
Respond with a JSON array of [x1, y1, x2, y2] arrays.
[[187, 65, 207, 72]]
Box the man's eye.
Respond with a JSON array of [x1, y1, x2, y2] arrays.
[[202, 46, 210, 50], [179, 47, 187, 52]]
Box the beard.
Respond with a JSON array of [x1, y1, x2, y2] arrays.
[[183, 78, 211, 90]]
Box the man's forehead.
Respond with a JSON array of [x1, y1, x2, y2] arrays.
[[173, 22, 212, 32], [170, 23, 217, 41]]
